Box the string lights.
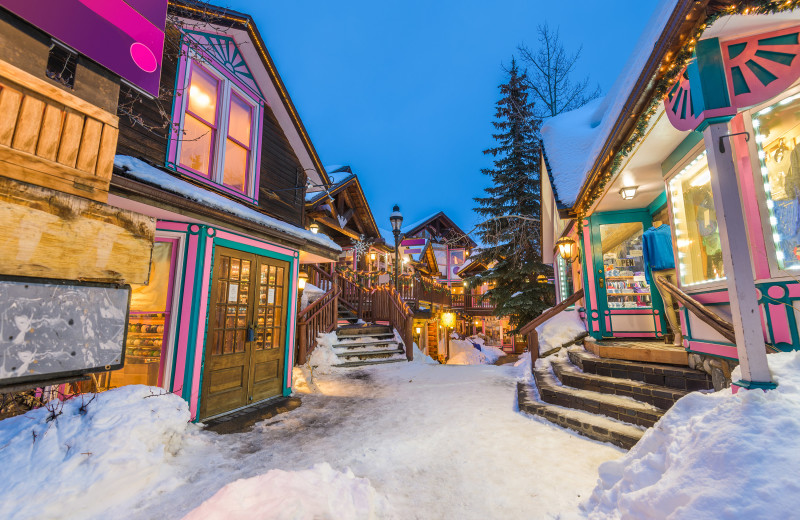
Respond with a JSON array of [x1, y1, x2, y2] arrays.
[[573, 0, 800, 230]]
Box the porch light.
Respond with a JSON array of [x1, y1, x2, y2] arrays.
[[309, 222, 319, 234], [537, 274, 547, 283], [619, 185, 638, 200], [465, 250, 470, 257], [463, 281, 468, 287], [416, 327, 421, 334], [370, 252, 376, 261], [298, 271, 308, 291], [556, 236, 579, 263], [390, 204, 403, 232]]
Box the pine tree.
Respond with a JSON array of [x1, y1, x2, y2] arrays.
[[468, 58, 554, 330]]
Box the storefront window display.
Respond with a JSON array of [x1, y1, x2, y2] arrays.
[[557, 255, 573, 299], [113, 240, 177, 388], [751, 91, 800, 271], [599, 222, 651, 308], [668, 151, 725, 286]]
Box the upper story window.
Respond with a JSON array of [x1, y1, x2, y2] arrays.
[[170, 33, 264, 203], [668, 150, 726, 287], [751, 90, 800, 272]]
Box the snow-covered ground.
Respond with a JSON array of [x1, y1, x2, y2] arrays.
[[0, 358, 621, 519]]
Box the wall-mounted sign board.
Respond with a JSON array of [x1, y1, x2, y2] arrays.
[[2, 0, 167, 97], [0, 276, 130, 391]]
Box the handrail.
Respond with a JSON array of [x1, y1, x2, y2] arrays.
[[371, 285, 414, 361], [518, 288, 585, 371], [296, 287, 341, 365]]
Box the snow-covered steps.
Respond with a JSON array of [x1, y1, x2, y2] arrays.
[[517, 381, 643, 450], [533, 364, 665, 428], [568, 349, 713, 392], [332, 324, 407, 367]]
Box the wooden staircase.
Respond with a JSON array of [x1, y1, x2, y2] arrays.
[[518, 341, 713, 449], [332, 324, 407, 367]]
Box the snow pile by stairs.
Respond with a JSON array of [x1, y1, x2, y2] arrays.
[[583, 351, 800, 519], [307, 325, 407, 371]]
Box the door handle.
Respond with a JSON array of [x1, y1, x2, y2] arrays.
[[246, 326, 255, 342], [598, 277, 604, 285]]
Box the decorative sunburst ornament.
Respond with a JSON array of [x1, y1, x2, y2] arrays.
[[351, 235, 373, 260]]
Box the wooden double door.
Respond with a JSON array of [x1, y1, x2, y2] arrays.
[[200, 247, 289, 419]]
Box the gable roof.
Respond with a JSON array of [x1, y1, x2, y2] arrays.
[[403, 211, 477, 248], [170, 1, 330, 188], [305, 171, 381, 242]]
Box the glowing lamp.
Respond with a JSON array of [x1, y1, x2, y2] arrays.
[[416, 327, 421, 334], [441, 312, 456, 328], [537, 274, 548, 283], [619, 185, 639, 200], [390, 204, 403, 232], [556, 236, 578, 262], [309, 222, 319, 234], [370, 252, 376, 261], [298, 271, 308, 291]]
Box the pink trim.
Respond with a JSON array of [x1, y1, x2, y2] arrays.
[[215, 230, 296, 257], [613, 332, 657, 338], [189, 234, 214, 419], [608, 309, 655, 315], [156, 237, 180, 387], [722, 25, 800, 109], [172, 233, 199, 395], [157, 221, 191, 232], [184, 35, 264, 103], [692, 291, 729, 304], [605, 315, 611, 332], [788, 283, 800, 298], [732, 114, 771, 279], [582, 223, 596, 310], [688, 340, 738, 359], [286, 261, 298, 389], [655, 314, 663, 334], [768, 304, 792, 345]]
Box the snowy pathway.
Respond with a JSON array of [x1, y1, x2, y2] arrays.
[[131, 361, 622, 519]]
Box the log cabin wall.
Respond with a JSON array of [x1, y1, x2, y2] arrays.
[[115, 28, 306, 228]]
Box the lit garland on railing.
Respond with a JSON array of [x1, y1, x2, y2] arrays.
[[574, 0, 800, 230]]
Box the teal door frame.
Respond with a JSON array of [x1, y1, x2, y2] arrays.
[[585, 208, 667, 338]]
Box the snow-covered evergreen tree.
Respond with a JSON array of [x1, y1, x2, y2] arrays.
[[468, 58, 553, 330]]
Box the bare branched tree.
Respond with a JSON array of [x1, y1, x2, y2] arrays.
[[517, 23, 601, 120]]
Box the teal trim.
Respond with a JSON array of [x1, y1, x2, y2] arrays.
[[727, 42, 747, 60], [730, 66, 751, 96], [647, 192, 668, 216], [686, 349, 739, 363], [688, 337, 735, 347], [183, 226, 208, 410], [695, 115, 734, 132], [167, 228, 191, 392], [754, 49, 795, 67], [759, 33, 798, 46], [745, 59, 779, 86], [694, 38, 732, 112], [165, 33, 186, 170], [662, 132, 704, 177], [733, 379, 778, 390], [283, 259, 297, 396], [213, 237, 294, 262]]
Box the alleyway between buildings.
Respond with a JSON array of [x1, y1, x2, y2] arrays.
[[144, 361, 621, 519]]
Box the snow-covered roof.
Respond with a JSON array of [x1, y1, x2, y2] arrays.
[[403, 212, 442, 234], [540, 0, 679, 207], [114, 156, 341, 252]]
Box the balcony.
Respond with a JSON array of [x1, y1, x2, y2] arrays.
[[451, 292, 495, 315]]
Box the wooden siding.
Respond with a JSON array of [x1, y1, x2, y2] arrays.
[[0, 60, 119, 203], [116, 30, 306, 229]]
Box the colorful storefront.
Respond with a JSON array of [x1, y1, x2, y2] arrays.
[[542, 2, 800, 390]]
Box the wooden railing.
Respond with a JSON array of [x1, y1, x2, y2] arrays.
[[395, 275, 451, 309], [0, 60, 119, 203], [371, 285, 414, 361], [653, 275, 780, 353], [451, 293, 494, 311], [518, 288, 585, 372], [337, 270, 372, 318], [305, 263, 335, 291], [296, 287, 341, 365]]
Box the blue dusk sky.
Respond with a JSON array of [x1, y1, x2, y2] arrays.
[[223, 0, 659, 236]]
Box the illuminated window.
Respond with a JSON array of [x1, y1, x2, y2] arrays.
[[599, 222, 651, 308], [176, 60, 261, 200], [668, 151, 725, 286], [751, 92, 800, 271]]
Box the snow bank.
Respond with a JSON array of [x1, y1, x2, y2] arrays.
[[536, 308, 586, 355], [300, 282, 327, 310], [445, 337, 504, 365], [114, 156, 340, 252], [583, 351, 800, 519], [182, 463, 387, 520], [0, 385, 191, 520], [412, 342, 438, 364], [307, 332, 341, 374]]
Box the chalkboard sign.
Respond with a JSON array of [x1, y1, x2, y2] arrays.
[[0, 276, 130, 390]]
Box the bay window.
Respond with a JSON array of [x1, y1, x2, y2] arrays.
[[668, 151, 725, 287], [175, 58, 261, 201], [751, 90, 800, 272]]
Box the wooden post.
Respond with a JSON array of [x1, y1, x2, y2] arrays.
[[702, 120, 772, 386], [529, 330, 539, 374], [406, 314, 414, 361], [298, 321, 308, 365]]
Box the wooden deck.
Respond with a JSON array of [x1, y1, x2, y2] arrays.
[[584, 339, 688, 366]]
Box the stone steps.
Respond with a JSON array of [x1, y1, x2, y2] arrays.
[[335, 348, 405, 359], [337, 358, 407, 368], [517, 381, 643, 450], [332, 324, 406, 367]]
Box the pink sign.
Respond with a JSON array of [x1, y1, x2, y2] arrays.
[[4, 0, 167, 97]]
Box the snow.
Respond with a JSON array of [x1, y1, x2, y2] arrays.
[[182, 463, 388, 520], [0, 358, 621, 519], [0, 385, 192, 520], [540, 0, 679, 206], [402, 211, 442, 234], [584, 351, 800, 519], [511, 291, 523, 298], [445, 336, 505, 365], [536, 308, 586, 355], [114, 156, 340, 252], [306, 331, 341, 374], [300, 282, 327, 310]]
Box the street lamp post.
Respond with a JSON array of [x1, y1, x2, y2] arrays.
[[390, 204, 403, 291]]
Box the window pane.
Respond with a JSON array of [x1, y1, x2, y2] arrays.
[[228, 94, 252, 145], [188, 66, 218, 124], [752, 93, 800, 270], [180, 114, 213, 176], [223, 139, 248, 193], [668, 152, 725, 286], [599, 222, 651, 308]]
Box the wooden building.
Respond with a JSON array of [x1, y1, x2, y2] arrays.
[[105, 1, 340, 420]]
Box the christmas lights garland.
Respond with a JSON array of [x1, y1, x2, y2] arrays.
[[574, 0, 800, 230]]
